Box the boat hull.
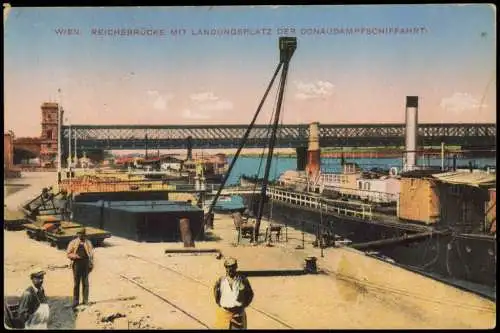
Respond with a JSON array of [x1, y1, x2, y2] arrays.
[[243, 195, 497, 288]]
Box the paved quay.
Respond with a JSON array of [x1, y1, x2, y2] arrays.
[[3, 172, 496, 329]]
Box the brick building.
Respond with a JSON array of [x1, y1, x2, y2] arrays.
[[39, 102, 61, 167], [4, 132, 14, 169]]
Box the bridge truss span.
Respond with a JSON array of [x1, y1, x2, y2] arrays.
[[61, 123, 496, 150]]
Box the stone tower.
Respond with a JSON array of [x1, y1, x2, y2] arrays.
[[39, 102, 60, 167]]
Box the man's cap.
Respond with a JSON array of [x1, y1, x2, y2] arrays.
[[224, 257, 238, 267], [30, 267, 46, 278], [77, 228, 86, 235]]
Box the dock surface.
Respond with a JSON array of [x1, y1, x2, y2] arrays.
[[3, 171, 496, 329]]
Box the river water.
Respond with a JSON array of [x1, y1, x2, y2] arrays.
[[217, 155, 495, 211], [224, 156, 497, 185]]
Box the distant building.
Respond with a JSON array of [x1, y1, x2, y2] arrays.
[[6, 102, 61, 168], [39, 102, 60, 167], [4, 132, 14, 169]]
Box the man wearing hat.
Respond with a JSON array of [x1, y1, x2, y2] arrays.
[[213, 257, 254, 329], [66, 227, 94, 309], [18, 267, 50, 329]]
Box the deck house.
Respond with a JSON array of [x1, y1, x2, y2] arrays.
[[398, 170, 496, 232]]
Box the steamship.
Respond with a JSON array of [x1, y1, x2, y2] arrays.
[[244, 96, 497, 293]]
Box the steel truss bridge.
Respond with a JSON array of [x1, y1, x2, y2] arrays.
[[61, 123, 496, 151]]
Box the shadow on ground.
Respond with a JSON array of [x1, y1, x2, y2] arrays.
[[99, 241, 115, 248], [4, 295, 76, 329], [203, 231, 222, 241], [48, 297, 77, 329]]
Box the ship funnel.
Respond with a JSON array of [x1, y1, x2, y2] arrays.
[[404, 96, 419, 172], [186, 136, 193, 160], [305, 122, 321, 179]]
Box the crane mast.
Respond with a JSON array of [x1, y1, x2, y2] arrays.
[[197, 37, 297, 242]]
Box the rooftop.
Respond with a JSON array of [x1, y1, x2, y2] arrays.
[[74, 200, 203, 213], [432, 171, 496, 187], [41, 102, 59, 108]]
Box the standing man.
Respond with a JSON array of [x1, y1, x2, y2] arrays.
[[213, 257, 254, 329], [66, 228, 94, 309], [18, 268, 50, 329]]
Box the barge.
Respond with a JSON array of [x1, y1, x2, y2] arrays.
[[72, 200, 204, 242]]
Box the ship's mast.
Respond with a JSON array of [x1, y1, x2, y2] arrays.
[[196, 37, 297, 241]]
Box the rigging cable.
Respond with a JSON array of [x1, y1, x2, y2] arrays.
[[248, 81, 282, 217], [268, 68, 290, 230], [268, 73, 288, 224]]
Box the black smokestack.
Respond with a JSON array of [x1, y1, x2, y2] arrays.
[[186, 136, 193, 160], [296, 146, 307, 171]]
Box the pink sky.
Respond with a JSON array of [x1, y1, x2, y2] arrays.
[[5, 69, 496, 138], [4, 6, 496, 138]]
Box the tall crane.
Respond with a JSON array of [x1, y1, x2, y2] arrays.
[[196, 37, 297, 242]]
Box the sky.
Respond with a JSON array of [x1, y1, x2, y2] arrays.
[[4, 4, 497, 138]]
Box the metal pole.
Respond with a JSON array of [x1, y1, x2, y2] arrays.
[[441, 141, 445, 171], [57, 90, 63, 183], [302, 220, 305, 249], [285, 217, 288, 243], [255, 42, 295, 242], [145, 133, 148, 160], [74, 128, 77, 168], [68, 123, 72, 169], [320, 203, 324, 258]]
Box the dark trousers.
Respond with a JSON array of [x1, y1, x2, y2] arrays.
[[72, 260, 90, 306]]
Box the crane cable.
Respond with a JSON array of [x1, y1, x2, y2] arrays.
[[248, 78, 282, 217], [269, 70, 290, 225]]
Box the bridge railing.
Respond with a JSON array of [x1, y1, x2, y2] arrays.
[[206, 184, 374, 220]]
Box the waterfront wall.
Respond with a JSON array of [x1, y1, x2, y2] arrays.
[[241, 194, 496, 287]]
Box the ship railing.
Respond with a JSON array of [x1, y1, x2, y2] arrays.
[[320, 173, 343, 184], [266, 187, 373, 220], [319, 184, 399, 203]]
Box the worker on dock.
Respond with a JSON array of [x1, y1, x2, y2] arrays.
[[18, 268, 50, 329], [67, 228, 94, 309], [213, 257, 254, 329]]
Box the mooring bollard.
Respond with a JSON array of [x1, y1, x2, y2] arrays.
[[304, 256, 318, 274], [206, 212, 214, 229], [179, 217, 195, 248]]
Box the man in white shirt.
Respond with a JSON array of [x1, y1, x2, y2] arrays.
[[213, 257, 254, 329]]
